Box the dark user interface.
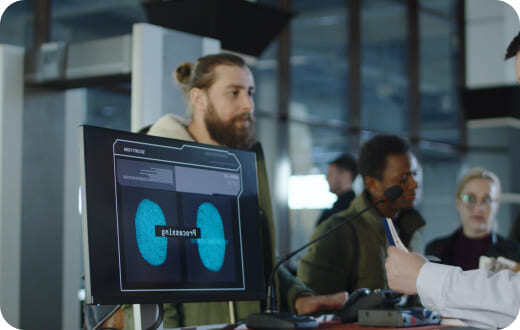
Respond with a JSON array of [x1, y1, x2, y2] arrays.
[[113, 141, 245, 292]]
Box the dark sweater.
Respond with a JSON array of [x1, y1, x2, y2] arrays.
[[453, 232, 492, 270], [425, 228, 520, 270]]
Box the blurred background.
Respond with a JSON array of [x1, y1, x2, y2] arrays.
[[0, 0, 519, 328]]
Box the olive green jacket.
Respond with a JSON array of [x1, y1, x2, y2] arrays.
[[297, 190, 425, 295], [123, 114, 313, 328]]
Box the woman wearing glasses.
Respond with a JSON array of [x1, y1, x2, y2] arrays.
[[425, 167, 520, 270]]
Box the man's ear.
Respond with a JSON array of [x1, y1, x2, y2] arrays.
[[365, 176, 383, 198], [189, 88, 208, 113]]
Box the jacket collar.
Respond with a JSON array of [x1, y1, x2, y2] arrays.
[[349, 190, 388, 243], [349, 190, 425, 247], [147, 114, 194, 142]]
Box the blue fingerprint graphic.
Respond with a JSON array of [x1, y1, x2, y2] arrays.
[[196, 202, 226, 272], [135, 199, 167, 266]]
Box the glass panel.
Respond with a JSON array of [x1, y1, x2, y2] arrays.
[[251, 41, 279, 114], [52, 0, 145, 43], [289, 121, 352, 175], [361, 0, 408, 134], [0, 1, 32, 47], [288, 122, 354, 258], [0, 1, 145, 48], [290, 0, 349, 123], [419, 4, 460, 143], [85, 87, 130, 130], [419, 0, 455, 17], [286, 1, 350, 258], [415, 150, 462, 252]]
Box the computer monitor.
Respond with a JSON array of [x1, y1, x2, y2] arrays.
[[79, 125, 265, 305]]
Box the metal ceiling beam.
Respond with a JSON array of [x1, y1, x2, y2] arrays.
[[276, 0, 291, 258], [33, 0, 51, 49], [408, 0, 420, 147], [347, 0, 361, 151]]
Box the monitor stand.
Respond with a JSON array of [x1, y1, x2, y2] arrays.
[[133, 304, 162, 330]]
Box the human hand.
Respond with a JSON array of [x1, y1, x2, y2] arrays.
[[479, 255, 520, 272], [385, 246, 427, 295], [294, 291, 347, 315]]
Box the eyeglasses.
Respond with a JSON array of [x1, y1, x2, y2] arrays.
[[460, 193, 496, 209]]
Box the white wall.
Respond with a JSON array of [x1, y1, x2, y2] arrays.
[[0, 44, 23, 329], [62, 89, 87, 330]]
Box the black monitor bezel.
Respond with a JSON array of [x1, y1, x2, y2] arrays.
[[80, 125, 265, 305]]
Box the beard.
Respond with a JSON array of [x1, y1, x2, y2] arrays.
[[204, 102, 256, 150]]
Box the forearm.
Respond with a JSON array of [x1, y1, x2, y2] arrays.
[[278, 263, 347, 315], [417, 262, 520, 329], [277, 264, 314, 312], [297, 258, 348, 295]]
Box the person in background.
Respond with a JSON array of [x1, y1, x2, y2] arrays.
[[425, 168, 520, 270], [316, 153, 357, 227], [509, 213, 520, 243], [298, 134, 425, 295]]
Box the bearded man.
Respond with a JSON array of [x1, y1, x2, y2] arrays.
[[116, 53, 346, 328]]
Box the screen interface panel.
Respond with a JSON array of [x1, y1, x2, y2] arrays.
[[80, 126, 264, 305], [113, 140, 245, 292]]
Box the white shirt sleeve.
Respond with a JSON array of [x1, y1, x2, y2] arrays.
[[417, 262, 520, 329]]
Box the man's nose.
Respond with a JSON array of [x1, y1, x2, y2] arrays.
[[409, 176, 419, 190], [241, 93, 254, 111], [473, 201, 489, 211]]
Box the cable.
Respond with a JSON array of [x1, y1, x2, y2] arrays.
[[145, 303, 164, 330]]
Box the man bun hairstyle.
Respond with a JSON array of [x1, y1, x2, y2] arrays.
[[175, 62, 193, 86], [174, 53, 247, 96], [358, 134, 409, 180]]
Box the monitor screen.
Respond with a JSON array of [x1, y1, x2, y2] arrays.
[[80, 125, 265, 305]]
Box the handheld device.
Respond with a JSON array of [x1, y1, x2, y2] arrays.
[[381, 217, 408, 251]]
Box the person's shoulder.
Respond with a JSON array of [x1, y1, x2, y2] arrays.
[[153, 113, 187, 126], [425, 238, 440, 251], [321, 200, 360, 224], [484, 233, 520, 262], [148, 114, 192, 140], [399, 208, 426, 226], [314, 213, 343, 232], [495, 234, 520, 253], [325, 193, 370, 225], [425, 232, 455, 252], [313, 207, 358, 240], [249, 142, 265, 159], [428, 231, 455, 245]]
